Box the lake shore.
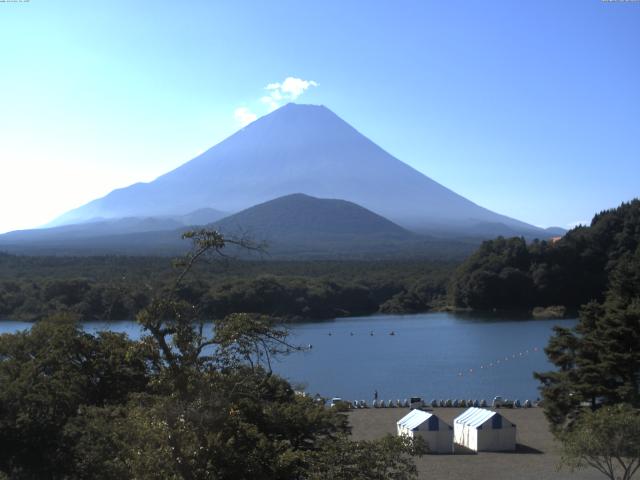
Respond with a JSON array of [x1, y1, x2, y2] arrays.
[[348, 407, 601, 480]]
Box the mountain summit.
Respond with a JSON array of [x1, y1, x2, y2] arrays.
[[50, 103, 540, 235]]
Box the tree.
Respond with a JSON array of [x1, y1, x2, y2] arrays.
[[129, 229, 424, 479], [533, 325, 582, 430], [0, 313, 150, 478], [535, 247, 640, 431], [0, 230, 426, 479], [306, 434, 426, 480], [559, 404, 640, 480]]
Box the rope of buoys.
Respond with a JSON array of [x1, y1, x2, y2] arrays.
[[318, 330, 404, 337], [457, 346, 543, 377]]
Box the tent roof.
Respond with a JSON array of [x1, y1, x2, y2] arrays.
[[397, 409, 433, 430], [454, 407, 498, 428]]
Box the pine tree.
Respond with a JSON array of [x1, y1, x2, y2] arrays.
[[536, 247, 640, 431]]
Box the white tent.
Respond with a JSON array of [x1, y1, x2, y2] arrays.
[[397, 409, 453, 454], [453, 407, 516, 452]]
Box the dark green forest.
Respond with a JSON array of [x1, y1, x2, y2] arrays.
[[532, 215, 640, 478], [535, 242, 640, 430], [450, 199, 640, 311], [0, 255, 453, 322], [2, 200, 640, 323]]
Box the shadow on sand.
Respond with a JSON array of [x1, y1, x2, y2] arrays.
[[450, 444, 543, 455], [514, 444, 544, 454]]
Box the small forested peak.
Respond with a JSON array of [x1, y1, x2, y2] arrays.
[[212, 193, 411, 239]]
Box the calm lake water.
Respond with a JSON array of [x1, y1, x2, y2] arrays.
[[0, 312, 575, 403]]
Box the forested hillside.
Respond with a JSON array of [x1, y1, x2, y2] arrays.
[[3, 199, 638, 321], [0, 255, 453, 321], [450, 199, 640, 310]]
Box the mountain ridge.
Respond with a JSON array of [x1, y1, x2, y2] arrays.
[[0, 194, 477, 259], [2, 208, 226, 243]]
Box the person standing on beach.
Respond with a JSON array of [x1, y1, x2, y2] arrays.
[[374, 389, 378, 401]]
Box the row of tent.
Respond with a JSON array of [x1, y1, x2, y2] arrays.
[[397, 407, 516, 453]]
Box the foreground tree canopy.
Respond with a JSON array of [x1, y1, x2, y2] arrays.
[[559, 405, 640, 480], [0, 230, 424, 480]]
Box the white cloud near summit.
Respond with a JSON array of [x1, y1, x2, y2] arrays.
[[261, 76, 318, 111], [267, 77, 318, 99], [235, 76, 318, 125]]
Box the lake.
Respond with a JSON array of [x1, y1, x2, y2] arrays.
[[0, 312, 574, 403]]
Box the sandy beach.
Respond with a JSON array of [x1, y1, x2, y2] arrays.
[[348, 407, 603, 480]]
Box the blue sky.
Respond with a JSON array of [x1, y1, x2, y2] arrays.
[[0, 0, 638, 233]]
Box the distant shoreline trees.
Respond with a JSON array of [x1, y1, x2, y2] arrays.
[[0, 255, 453, 323]]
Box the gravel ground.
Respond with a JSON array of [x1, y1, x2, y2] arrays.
[[348, 407, 603, 480]]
